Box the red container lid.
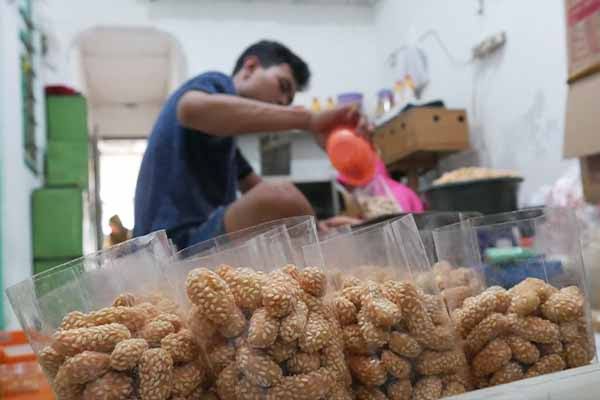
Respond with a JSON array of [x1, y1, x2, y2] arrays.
[[326, 127, 376, 186]]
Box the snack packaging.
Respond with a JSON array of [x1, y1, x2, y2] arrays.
[[432, 208, 597, 391], [318, 215, 469, 398], [6, 231, 183, 400], [173, 216, 351, 399]]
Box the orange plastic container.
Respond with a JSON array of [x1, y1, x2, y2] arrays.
[[0, 331, 54, 400], [326, 127, 376, 186]]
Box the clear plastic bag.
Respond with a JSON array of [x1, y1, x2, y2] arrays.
[[318, 215, 470, 398], [432, 207, 597, 391], [174, 216, 351, 399], [412, 212, 486, 303], [5, 231, 187, 400]]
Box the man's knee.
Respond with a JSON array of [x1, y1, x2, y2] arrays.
[[252, 181, 313, 217]]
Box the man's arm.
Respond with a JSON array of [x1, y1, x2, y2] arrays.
[[177, 92, 311, 136], [177, 91, 360, 139]]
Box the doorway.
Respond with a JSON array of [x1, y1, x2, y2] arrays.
[[75, 26, 186, 248]]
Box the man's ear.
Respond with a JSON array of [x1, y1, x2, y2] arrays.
[[242, 55, 260, 78]]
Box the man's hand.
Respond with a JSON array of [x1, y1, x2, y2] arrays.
[[318, 215, 363, 233], [308, 105, 360, 148]]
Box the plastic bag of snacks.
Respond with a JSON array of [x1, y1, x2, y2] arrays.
[[432, 208, 597, 392], [174, 215, 352, 399], [317, 215, 470, 399], [410, 212, 486, 308], [5, 231, 191, 400], [354, 176, 403, 219]]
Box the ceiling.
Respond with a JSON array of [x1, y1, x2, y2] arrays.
[[76, 26, 186, 138]]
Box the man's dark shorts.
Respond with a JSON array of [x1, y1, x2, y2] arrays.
[[169, 207, 227, 251]]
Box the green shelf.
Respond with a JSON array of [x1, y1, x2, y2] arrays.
[[46, 141, 89, 188], [46, 95, 88, 143], [32, 188, 84, 259]]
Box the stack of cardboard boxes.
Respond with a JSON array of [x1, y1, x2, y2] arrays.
[[564, 0, 600, 203]]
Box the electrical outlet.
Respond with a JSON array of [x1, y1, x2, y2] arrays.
[[472, 31, 506, 59]]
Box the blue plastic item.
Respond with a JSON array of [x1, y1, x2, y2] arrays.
[[481, 256, 564, 289]]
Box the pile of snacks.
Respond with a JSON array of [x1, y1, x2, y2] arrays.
[[38, 294, 193, 400], [186, 264, 350, 400], [433, 167, 520, 186], [357, 196, 402, 220], [450, 278, 595, 390], [416, 261, 484, 311], [330, 278, 468, 400]]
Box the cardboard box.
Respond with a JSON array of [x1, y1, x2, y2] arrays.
[[564, 0, 600, 203], [374, 108, 469, 165], [565, 0, 600, 82]]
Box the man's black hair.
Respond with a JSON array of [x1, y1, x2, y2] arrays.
[[233, 40, 311, 91]]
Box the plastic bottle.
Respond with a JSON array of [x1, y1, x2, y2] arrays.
[[326, 127, 377, 186], [311, 97, 321, 113], [326, 97, 335, 110]]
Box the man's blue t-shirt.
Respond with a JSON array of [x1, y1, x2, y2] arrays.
[[133, 72, 253, 243]]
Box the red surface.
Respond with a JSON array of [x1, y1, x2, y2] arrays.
[[326, 127, 376, 186], [44, 85, 79, 96], [1, 331, 54, 399], [5, 384, 54, 400]]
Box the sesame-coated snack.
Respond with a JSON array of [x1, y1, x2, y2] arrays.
[[509, 315, 560, 344], [472, 338, 512, 377], [540, 291, 584, 323], [331, 296, 358, 326], [388, 331, 422, 359], [248, 308, 280, 349], [110, 338, 149, 371], [412, 376, 443, 400], [38, 346, 65, 378], [237, 346, 283, 388], [504, 336, 539, 365], [186, 268, 236, 324], [386, 379, 412, 400], [299, 312, 332, 353], [139, 320, 175, 347], [54, 351, 110, 385], [171, 362, 205, 398], [524, 354, 566, 378], [52, 323, 131, 356], [138, 348, 174, 400], [266, 368, 332, 400], [287, 351, 322, 375], [82, 371, 134, 400], [489, 361, 524, 386], [416, 349, 465, 376], [161, 329, 199, 364], [381, 350, 411, 379], [464, 313, 511, 356]]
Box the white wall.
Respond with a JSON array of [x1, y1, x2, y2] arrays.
[[374, 0, 575, 202], [40, 0, 379, 111], [38, 0, 379, 183], [1, 1, 46, 329]]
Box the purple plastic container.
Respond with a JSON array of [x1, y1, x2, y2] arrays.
[[337, 92, 364, 111]]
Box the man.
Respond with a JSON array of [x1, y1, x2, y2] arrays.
[[134, 40, 362, 250]]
